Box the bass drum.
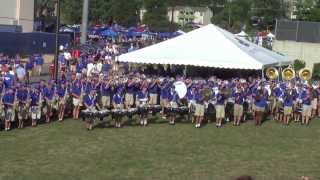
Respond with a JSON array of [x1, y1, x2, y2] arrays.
[[174, 81, 187, 99]]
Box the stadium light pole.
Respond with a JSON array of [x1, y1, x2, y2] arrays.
[[54, 0, 61, 82], [81, 0, 89, 44]]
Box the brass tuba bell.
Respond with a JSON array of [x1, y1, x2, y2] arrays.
[[202, 88, 212, 102], [266, 67, 279, 80], [298, 68, 312, 81], [282, 67, 295, 81]]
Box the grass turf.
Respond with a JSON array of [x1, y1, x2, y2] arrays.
[[0, 117, 320, 180]]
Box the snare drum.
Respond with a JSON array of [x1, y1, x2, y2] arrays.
[[128, 108, 138, 116], [112, 109, 127, 117], [81, 110, 94, 118], [98, 109, 110, 118], [151, 105, 162, 113]]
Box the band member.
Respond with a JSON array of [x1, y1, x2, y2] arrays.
[[168, 86, 179, 125], [254, 89, 267, 126], [186, 86, 196, 123], [100, 78, 112, 109], [233, 87, 244, 126], [194, 87, 204, 128], [292, 86, 301, 122], [112, 89, 124, 128], [2, 89, 15, 131], [148, 79, 158, 106], [125, 78, 135, 109], [215, 87, 226, 128], [43, 82, 55, 123], [56, 83, 68, 122], [159, 80, 169, 119], [16, 84, 29, 128], [311, 87, 318, 118], [283, 88, 293, 125], [71, 79, 82, 119], [83, 89, 98, 130], [30, 86, 41, 127], [274, 85, 284, 122], [301, 87, 312, 125], [137, 87, 149, 126]]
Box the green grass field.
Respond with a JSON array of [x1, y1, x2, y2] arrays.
[[0, 117, 320, 180]]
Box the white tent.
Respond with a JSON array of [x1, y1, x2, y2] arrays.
[[236, 30, 248, 37], [267, 32, 275, 39], [119, 24, 291, 70]]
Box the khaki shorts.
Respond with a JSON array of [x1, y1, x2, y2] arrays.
[[101, 96, 111, 108], [255, 106, 265, 112], [125, 93, 134, 106], [195, 104, 204, 117], [149, 93, 157, 105], [30, 106, 41, 120], [5, 108, 15, 122], [284, 106, 292, 115], [160, 97, 168, 108], [70, 65, 76, 72], [215, 105, 225, 119], [73, 98, 80, 106], [311, 99, 317, 110], [302, 105, 312, 117], [234, 104, 243, 117]]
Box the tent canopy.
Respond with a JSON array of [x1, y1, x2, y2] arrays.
[[236, 30, 248, 37], [119, 24, 292, 70]]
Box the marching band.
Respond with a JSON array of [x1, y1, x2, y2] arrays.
[[0, 66, 319, 131]]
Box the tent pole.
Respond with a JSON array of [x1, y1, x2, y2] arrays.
[[261, 66, 264, 79]]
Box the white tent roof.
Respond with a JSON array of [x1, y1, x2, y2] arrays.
[[119, 24, 291, 70], [236, 30, 248, 37], [267, 32, 275, 38]]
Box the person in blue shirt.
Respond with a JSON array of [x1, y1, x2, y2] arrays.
[[112, 89, 124, 128], [56, 83, 68, 122], [2, 89, 15, 131], [233, 87, 245, 126], [137, 87, 149, 126], [215, 86, 226, 128], [3, 72, 14, 89], [43, 83, 55, 123], [159, 81, 169, 119], [30, 86, 41, 127], [83, 89, 98, 130], [254, 89, 267, 126], [100, 79, 112, 109], [167, 86, 179, 125], [35, 54, 44, 76], [16, 84, 29, 129], [26, 56, 34, 79], [148, 80, 159, 106], [283, 88, 293, 125], [194, 87, 204, 128], [125, 78, 135, 109], [301, 88, 312, 125], [71, 79, 82, 119]]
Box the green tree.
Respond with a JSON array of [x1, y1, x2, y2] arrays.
[[143, 0, 174, 32], [60, 0, 83, 24], [252, 0, 288, 22], [108, 0, 142, 27]]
